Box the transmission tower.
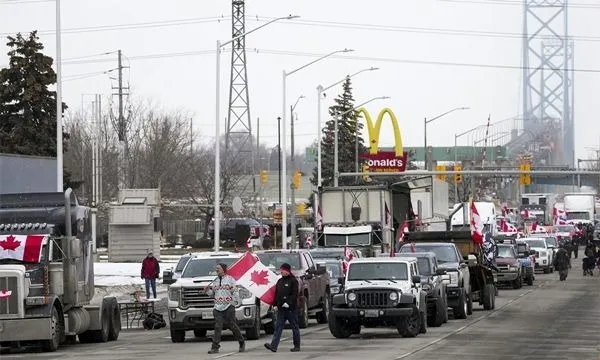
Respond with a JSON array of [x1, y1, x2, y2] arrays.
[[521, 0, 574, 167], [225, 0, 256, 198]]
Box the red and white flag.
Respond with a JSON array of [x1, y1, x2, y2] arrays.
[[0, 235, 46, 263], [384, 201, 392, 229], [469, 200, 484, 245], [342, 246, 354, 273], [521, 209, 530, 219], [315, 206, 323, 232], [246, 236, 252, 249], [228, 252, 278, 305], [0, 289, 12, 299]]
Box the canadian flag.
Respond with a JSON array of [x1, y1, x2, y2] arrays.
[[342, 246, 354, 273], [384, 201, 392, 229], [531, 222, 538, 232], [315, 206, 323, 232], [228, 252, 279, 305], [0, 235, 46, 263], [469, 200, 484, 245], [521, 209, 530, 219], [0, 289, 12, 299], [554, 217, 567, 226]]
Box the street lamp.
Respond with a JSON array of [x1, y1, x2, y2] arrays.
[[334, 96, 390, 187], [56, 0, 63, 191], [214, 14, 298, 252], [316, 67, 380, 187], [424, 107, 469, 170], [281, 48, 354, 249]]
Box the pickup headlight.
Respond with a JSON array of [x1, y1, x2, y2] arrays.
[[347, 292, 357, 302], [389, 292, 399, 301], [169, 287, 181, 302], [422, 284, 431, 291], [238, 286, 253, 299], [508, 266, 518, 271], [448, 271, 459, 286]]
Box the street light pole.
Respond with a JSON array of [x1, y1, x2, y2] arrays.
[[317, 67, 379, 187], [290, 96, 304, 249], [334, 96, 390, 187], [281, 48, 354, 249], [56, 0, 63, 191], [214, 15, 298, 252], [424, 107, 470, 171]]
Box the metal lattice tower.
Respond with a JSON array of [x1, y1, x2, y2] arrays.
[[521, 0, 574, 167], [225, 0, 256, 196]]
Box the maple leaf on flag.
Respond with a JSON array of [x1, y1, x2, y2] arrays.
[[0, 289, 12, 299], [249, 270, 270, 286], [0, 235, 21, 251]]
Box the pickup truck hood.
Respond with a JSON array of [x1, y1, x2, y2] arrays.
[[554, 232, 571, 237], [495, 258, 518, 266], [438, 262, 460, 271], [170, 276, 214, 288], [345, 280, 410, 293]]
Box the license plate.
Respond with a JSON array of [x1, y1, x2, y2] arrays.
[[202, 312, 214, 320], [364, 310, 379, 318]]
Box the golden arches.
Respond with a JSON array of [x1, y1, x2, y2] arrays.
[[356, 107, 403, 157]]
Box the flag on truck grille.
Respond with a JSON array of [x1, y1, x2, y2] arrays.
[[227, 251, 278, 305], [0, 234, 46, 263]]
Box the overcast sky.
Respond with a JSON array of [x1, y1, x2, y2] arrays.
[[1, 0, 599, 161]]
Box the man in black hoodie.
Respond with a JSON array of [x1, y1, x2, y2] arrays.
[[264, 263, 300, 352]]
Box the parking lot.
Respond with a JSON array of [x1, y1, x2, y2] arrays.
[[3, 260, 600, 360]]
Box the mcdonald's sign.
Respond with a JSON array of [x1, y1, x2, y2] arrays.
[[357, 108, 408, 172]]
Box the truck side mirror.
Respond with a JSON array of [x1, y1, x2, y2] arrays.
[[529, 250, 536, 255], [411, 275, 421, 285], [435, 268, 446, 276]]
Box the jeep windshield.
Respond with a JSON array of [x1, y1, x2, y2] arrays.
[[181, 258, 238, 278], [399, 244, 459, 264], [347, 262, 408, 281], [256, 253, 301, 271], [496, 246, 516, 259]]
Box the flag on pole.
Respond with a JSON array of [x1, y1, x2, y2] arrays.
[[469, 199, 484, 245], [316, 206, 323, 232], [227, 252, 279, 305], [384, 201, 392, 229]]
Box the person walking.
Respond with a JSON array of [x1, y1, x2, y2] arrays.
[[264, 263, 301, 353], [206, 263, 245, 354], [553, 244, 571, 281], [141, 250, 160, 299]]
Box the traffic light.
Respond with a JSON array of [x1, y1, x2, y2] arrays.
[[520, 162, 531, 185], [260, 170, 267, 186], [292, 170, 302, 189], [436, 165, 447, 181], [296, 203, 306, 215], [454, 165, 462, 184], [362, 164, 370, 182]]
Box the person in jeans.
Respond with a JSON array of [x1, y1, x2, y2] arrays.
[[140, 250, 160, 299], [264, 263, 300, 352], [206, 263, 245, 354]]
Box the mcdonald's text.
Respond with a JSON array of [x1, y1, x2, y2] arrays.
[[361, 151, 408, 172]]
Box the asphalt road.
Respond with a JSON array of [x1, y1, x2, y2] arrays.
[[3, 258, 600, 360]]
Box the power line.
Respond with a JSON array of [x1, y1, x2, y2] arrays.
[[0, 0, 53, 4], [435, 0, 600, 9]]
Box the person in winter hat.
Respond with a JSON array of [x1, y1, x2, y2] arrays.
[[264, 263, 300, 352], [141, 250, 160, 299]]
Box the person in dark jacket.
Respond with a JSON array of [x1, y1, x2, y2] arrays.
[[553, 244, 571, 281], [141, 250, 160, 299], [264, 263, 300, 353]]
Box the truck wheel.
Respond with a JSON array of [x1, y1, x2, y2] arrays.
[[171, 329, 186, 343], [526, 274, 534, 286], [193, 329, 207, 338], [512, 274, 523, 289], [299, 299, 309, 329], [315, 293, 330, 324], [263, 310, 275, 335], [41, 305, 63, 352], [351, 324, 361, 335], [453, 289, 468, 319], [328, 312, 352, 339], [107, 298, 121, 341], [466, 289, 473, 315], [429, 298, 444, 327], [482, 284, 494, 310], [397, 306, 420, 338], [245, 305, 261, 340]]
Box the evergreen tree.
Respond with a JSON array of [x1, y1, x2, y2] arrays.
[[0, 31, 74, 189], [311, 77, 367, 187]]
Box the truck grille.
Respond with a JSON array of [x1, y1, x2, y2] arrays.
[[355, 290, 391, 308], [181, 287, 214, 308], [496, 264, 509, 272], [0, 276, 19, 317]]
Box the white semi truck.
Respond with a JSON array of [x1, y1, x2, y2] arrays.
[[520, 193, 556, 225], [0, 189, 120, 352], [563, 192, 596, 225]]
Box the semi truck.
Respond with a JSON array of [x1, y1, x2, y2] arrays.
[[563, 192, 596, 225], [315, 177, 449, 255], [450, 201, 498, 236], [0, 189, 120, 352], [520, 193, 555, 225]]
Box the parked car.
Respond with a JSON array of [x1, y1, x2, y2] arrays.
[[495, 244, 524, 289], [521, 238, 553, 273], [208, 218, 270, 246], [255, 249, 330, 328]]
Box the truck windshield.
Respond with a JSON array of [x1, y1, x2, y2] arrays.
[[325, 233, 370, 246], [181, 258, 237, 278], [400, 244, 459, 264], [567, 212, 589, 220], [347, 262, 408, 281], [497, 246, 516, 259], [416, 258, 432, 276], [545, 237, 558, 247], [256, 253, 301, 271], [523, 239, 546, 248]]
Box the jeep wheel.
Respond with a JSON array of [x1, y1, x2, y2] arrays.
[[328, 312, 352, 339], [299, 299, 309, 329], [453, 289, 468, 319], [316, 293, 330, 324], [428, 298, 444, 327], [512, 274, 523, 289], [245, 305, 261, 340], [482, 284, 494, 310], [170, 329, 185, 343], [193, 329, 207, 338], [397, 306, 420, 338]]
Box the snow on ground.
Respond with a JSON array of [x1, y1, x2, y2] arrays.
[[93, 262, 169, 303], [95, 262, 143, 277]]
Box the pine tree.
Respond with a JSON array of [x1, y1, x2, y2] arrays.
[[0, 31, 75, 189], [311, 77, 367, 187]]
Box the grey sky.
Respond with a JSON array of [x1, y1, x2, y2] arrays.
[[1, 0, 599, 161]]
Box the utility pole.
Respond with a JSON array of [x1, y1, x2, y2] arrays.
[[113, 49, 129, 189], [290, 107, 297, 249], [190, 117, 193, 156]]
